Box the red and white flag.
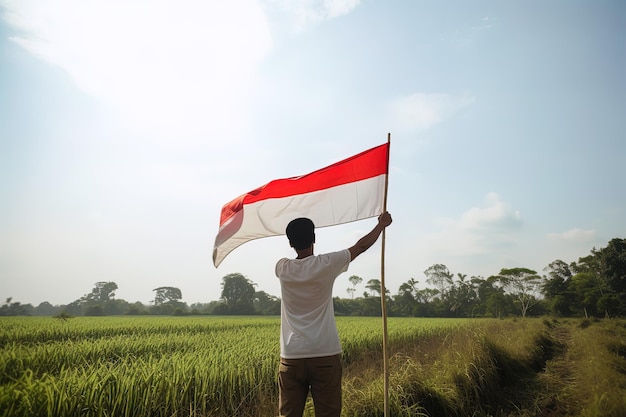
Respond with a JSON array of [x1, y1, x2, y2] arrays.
[[213, 143, 389, 267]]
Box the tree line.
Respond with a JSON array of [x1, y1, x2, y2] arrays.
[[2, 238, 624, 318]]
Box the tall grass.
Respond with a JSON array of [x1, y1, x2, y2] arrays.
[[568, 319, 626, 417], [1, 316, 624, 416], [341, 318, 550, 417]]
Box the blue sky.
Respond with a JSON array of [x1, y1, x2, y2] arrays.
[[1, 0, 625, 306]]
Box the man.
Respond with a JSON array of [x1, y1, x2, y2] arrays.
[[275, 211, 393, 417]]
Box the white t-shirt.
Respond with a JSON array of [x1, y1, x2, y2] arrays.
[[275, 249, 351, 359]]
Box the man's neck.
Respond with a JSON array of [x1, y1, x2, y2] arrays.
[[295, 247, 314, 259]]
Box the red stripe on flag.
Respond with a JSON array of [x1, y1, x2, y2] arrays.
[[219, 143, 388, 227]]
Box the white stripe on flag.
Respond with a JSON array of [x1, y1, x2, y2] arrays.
[[213, 174, 385, 267]]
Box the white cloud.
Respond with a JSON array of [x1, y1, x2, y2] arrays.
[[267, 0, 360, 31], [460, 192, 522, 232], [387, 92, 475, 132], [323, 0, 360, 19], [423, 192, 522, 257], [547, 228, 596, 242], [1, 0, 273, 144]]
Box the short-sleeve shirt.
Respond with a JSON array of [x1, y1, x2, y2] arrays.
[[275, 249, 351, 359]]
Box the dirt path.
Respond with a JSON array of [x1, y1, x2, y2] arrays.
[[533, 325, 579, 416], [496, 323, 580, 417]]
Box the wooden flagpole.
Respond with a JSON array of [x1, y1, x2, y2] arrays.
[[380, 132, 391, 416]]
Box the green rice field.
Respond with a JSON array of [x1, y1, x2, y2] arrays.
[[1, 316, 625, 417]]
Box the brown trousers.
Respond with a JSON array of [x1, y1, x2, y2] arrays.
[[278, 354, 342, 417]]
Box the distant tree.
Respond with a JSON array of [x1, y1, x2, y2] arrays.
[[359, 296, 382, 316], [497, 268, 543, 317], [346, 287, 355, 299], [149, 287, 186, 315], [569, 272, 602, 318], [448, 273, 477, 317], [415, 287, 438, 304], [399, 278, 419, 296], [597, 238, 626, 295], [105, 299, 132, 315], [126, 302, 149, 315], [63, 300, 83, 316], [221, 273, 256, 314], [572, 252, 601, 275], [253, 291, 280, 315], [424, 264, 454, 296], [467, 275, 509, 318], [84, 282, 118, 303], [85, 305, 105, 316], [153, 287, 183, 305], [395, 278, 421, 316], [189, 302, 214, 314], [597, 293, 623, 318], [365, 279, 381, 297], [66, 281, 121, 316], [484, 290, 512, 319], [347, 275, 363, 299], [568, 238, 626, 317], [365, 279, 389, 298], [0, 298, 32, 316], [542, 260, 572, 297], [33, 301, 59, 316], [542, 260, 574, 316], [211, 302, 230, 315]]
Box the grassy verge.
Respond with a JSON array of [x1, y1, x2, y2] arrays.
[[567, 319, 626, 417], [340, 318, 626, 417]]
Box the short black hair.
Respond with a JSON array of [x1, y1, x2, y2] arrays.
[[286, 218, 315, 250]]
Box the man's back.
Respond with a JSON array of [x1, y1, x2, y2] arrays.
[[275, 250, 350, 359]]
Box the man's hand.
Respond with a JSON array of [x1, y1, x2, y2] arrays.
[[378, 211, 392, 228]]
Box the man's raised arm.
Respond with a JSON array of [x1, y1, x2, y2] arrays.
[[348, 212, 392, 261]]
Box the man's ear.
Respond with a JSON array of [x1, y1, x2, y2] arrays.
[[313, 233, 316, 244], [289, 240, 294, 248]]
